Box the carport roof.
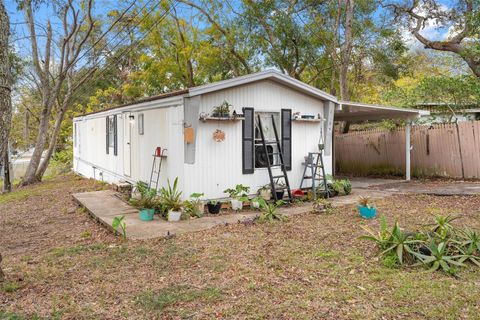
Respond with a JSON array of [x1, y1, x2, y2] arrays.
[[335, 101, 429, 122]]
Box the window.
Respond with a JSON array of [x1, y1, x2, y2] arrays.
[[254, 112, 280, 168], [138, 113, 144, 135], [108, 116, 115, 147]]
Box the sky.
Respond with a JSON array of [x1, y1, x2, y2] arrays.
[[5, 0, 456, 60]]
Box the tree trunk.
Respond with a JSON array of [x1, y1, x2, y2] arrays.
[[0, 0, 10, 281], [36, 106, 68, 178], [339, 0, 354, 134], [0, 0, 12, 194], [22, 109, 50, 184]]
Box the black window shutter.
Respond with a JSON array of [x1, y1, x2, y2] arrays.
[[281, 109, 292, 170], [106, 117, 109, 154], [242, 107, 254, 174], [113, 115, 118, 156]]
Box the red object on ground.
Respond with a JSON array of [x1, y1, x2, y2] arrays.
[[292, 189, 305, 198], [155, 147, 161, 156]]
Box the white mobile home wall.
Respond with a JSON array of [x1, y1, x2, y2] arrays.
[[73, 78, 334, 199], [183, 79, 332, 198]]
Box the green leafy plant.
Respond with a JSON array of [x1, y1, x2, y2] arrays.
[[429, 214, 460, 240], [257, 198, 286, 223], [112, 216, 127, 239], [159, 177, 183, 212], [184, 192, 205, 218], [382, 222, 422, 264], [360, 215, 392, 250], [456, 228, 480, 267], [224, 184, 250, 200], [342, 179, 352, 195], [211, 100, 231, 117], [136, 181, 157, 198], [412, 239, 465, 274]]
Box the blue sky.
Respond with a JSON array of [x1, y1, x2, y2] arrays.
[[6, 0, 455, 59]]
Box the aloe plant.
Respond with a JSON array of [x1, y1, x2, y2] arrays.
[[159, 177, 183, 212], [412, 239, 465, 274], [257, 198, 286, 222], [429, 214, 460, 240], [360, 215, 391, 250]]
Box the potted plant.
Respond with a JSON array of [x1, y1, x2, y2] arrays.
[[358, 196, 377, 219], [258, 185, 271, 200], [250, 196, 261, 209], [211, 100, 231, 118], [130, 182, 157, 221], [184, 193, 205, 218], [272, 183, 285, 200], [224, 184, 250, 211], [159, 177, 183, 222], [207, 200, 222, 214]]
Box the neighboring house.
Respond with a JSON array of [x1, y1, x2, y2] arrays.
[[73, 70, 425, 199], [414, 103, 480, 124]]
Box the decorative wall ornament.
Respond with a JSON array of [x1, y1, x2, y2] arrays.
[[213, 129, 225, 142]]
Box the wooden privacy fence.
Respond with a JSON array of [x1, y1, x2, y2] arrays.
[[335, 121, 480, 179]]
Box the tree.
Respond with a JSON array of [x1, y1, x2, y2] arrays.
[[0, 0, 10, 281], [21, 0, 96, 185], [387, 0, 480, 78], [0, 0, 12, 194]]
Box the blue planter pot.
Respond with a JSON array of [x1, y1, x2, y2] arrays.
[[139, 208, 155, 221], [358, 205, 377, 219]]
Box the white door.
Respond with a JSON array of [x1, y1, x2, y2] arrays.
[[124, 114, 132, 176]]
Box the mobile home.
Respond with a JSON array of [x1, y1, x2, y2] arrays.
[[73, 70, 422, 198]]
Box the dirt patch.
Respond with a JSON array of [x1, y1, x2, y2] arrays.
[[1, 174, 480, 319]]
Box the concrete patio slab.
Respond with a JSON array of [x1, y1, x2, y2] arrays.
[[73, 188, 393, 240]]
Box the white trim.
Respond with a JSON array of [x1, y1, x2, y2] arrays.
[[74, 157, 135, 183], [73, 95, 184, 122], [339, 101, 427, 115], [188, 69, 338, 102]]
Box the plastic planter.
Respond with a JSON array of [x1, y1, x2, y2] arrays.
[[207, 202, 222, 214], [168, 210, 182, 222], [272, 190, 285, 200], [139, 208, 155, 221], [231, 199, 243, 211], [358, 206, 377, 219]]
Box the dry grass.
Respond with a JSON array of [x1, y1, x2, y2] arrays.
[[1, 174, 480, 319]]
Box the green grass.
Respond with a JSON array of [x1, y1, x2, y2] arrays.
[[135, 285, 222, 312], [49, 244, 106, 257], [1, 282, 20, 293]]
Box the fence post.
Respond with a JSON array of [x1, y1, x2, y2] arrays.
[[405, 121, 411, 181], [455, 122, 465, 179]]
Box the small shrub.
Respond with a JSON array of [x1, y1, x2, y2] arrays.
[[257, 199, 286, 223]]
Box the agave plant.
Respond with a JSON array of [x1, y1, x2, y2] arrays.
[[456, 228, 480, 267], [412, 239, 465, 274], [159, 177, 183, 212], [382, 222, 422, 265], [429, 214, 460, 240], [257, 198, 286, 222], [360, 215, 391, 250]]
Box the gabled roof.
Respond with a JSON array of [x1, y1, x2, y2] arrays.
[[188, 69, 338, 102], [74, 70, 428, 121]]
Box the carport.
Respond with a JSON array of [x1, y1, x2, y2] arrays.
[[334, 101, 430, 181]]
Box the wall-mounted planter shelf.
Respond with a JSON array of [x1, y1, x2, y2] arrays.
[[200, 116, 245, 122], [292, 118, 323, 122]]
